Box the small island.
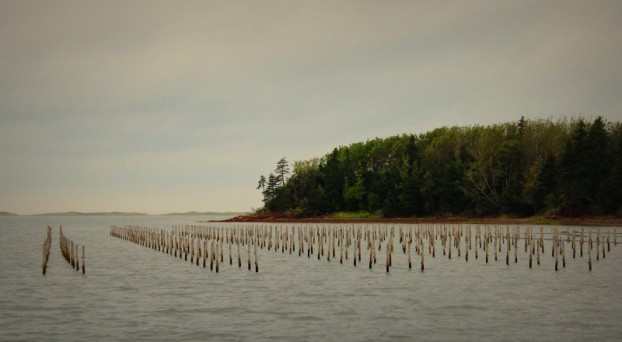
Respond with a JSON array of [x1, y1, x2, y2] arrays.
[[33, 211, 147, 216], [0, 211, 18, 216], [250, 117, 622, 223]]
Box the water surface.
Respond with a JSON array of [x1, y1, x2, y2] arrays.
[[1, 216, 621, 341]]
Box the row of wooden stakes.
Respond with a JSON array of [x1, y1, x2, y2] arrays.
[[42, 226, 52, 274], [437, 225, 615, 271], [110, 223, 618, 273], [110, 225, 260, 272], [59, 226, 85, 274]]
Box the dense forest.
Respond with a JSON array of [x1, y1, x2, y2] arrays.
[[256, 117, 622, 218]]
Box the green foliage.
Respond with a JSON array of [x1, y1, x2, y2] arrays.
[[333, 211, 380, 219], [256, 117, 621, 217], [532, 154, 558, 213]]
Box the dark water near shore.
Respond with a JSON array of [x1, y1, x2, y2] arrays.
[[1, 215, 621, 341]]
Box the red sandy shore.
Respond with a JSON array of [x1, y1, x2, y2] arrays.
[[219, 213, 622, 226]]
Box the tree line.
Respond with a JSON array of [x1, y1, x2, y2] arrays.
[[257, 117, 622, 217]]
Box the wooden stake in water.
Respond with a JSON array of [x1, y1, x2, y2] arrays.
[[432, 232, 436, 258], [247, 237, 251, 271], [588, 241, 592, 271], [358, 235, 362, 262], [215, 243, 220, 273], [448, 233, 451, 260], [602, 237, 606, 259], [369, 239, 374, 270], [408, 239, 412, 269], [528, 240, 533, 268], [580, 228, 584, 257], [327, 231, 332, 262], [537, 239, 540, 266], [308, 227, 314, 255], [203, 240, 207, 268], [371, 239, 380, 265], [589, 230, 593, 250], [210, 240, 215, 271], [596, 234, 600, 261], [385, 241, 390, 273], [81, 245, 85, 274], [420, 239, 425, 272], [540, 227, 545, 254], [465, 236, 469, 262], [190, 238, 194, 264], [196, 239, 200, 266], [70, 240, 75, 268], [174, 235, 178, 258], [333, 228, 337, 259], [494, 231, 498, 261], [299, 229, 304, 257], [75, 243, 80, 271], [553, 241, 559, 271], [352, 237, 357, 266], [562, 240, 566, 268], [506, 234, 510, 266], [340, 232, 343, 264], [229, 238, 233, 265], [220, 238, 224, 263], [552, 229, 555, 258], [485, 237, 489, 263], [456, 229, 460, 258], [514, 233, 518, 264], [254, 239, 259, 272], [42, 227, 52, 275], [572, 231, 577, 259]]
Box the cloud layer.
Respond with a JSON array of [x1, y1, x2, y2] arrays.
[[1, 1, 621, 214]]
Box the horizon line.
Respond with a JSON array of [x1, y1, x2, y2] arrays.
[[0, 210, 249, 216]]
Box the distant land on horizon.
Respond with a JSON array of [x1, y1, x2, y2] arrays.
[[33, 211, 148, 216], [21, 211, 249, 216], [0, 211, 18, 216]]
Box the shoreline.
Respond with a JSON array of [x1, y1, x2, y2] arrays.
[[218, 214, 622, 226]]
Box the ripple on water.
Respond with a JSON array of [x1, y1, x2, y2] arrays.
[[1, 217, 622, 341]]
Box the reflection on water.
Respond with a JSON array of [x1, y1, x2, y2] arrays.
[[1, 216, 621, 341]]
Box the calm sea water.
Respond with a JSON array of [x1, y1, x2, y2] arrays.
[[1, 215, 621, 341]]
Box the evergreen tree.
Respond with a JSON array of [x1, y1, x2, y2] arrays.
[[532, 154, 558, 213], [274, 158, 290, 187], [600, 128, 622, 214], [400, 167, 423, 216], [559, 119, 591, 215], [320, 149, 344, 211], [257, 175, 266, 191], [586, 117, 608, 208], [264, 173, 278, 204]]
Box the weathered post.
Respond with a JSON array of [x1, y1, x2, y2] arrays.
[[588, 241, 592, 271], [82, 245, 85, 274], [254, 238, 259, 272], [408, 239, 412, 269]]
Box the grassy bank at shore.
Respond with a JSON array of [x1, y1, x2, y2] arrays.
[[220, 212, 622, 226]]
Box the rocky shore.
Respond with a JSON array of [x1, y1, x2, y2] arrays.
[[219, 213, 622, 226]]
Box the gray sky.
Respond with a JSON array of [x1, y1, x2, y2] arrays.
[[1, 1, 621, 214]]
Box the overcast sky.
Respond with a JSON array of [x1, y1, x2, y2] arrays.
[[1, 1, 621, 214]]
